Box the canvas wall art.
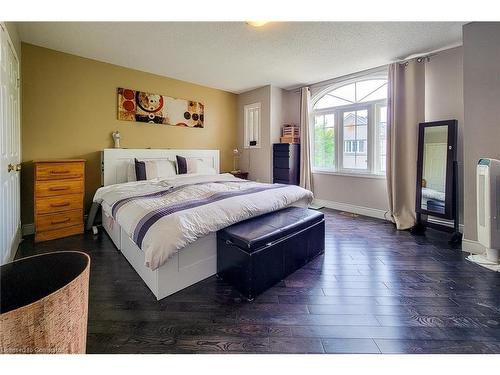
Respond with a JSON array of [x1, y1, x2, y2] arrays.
[[117, 87, 204, 128]]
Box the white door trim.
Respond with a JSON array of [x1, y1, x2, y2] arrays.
[[0, 23, 21, 264]]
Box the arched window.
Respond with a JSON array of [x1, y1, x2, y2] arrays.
[[312, 77, 388, 175]]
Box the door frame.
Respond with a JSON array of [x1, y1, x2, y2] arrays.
[[1, 22, 21, 264]]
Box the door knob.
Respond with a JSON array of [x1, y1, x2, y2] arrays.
[[7, 164, 21, 172]]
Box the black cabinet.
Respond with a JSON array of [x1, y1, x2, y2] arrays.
[[273, 143, 300, 185]]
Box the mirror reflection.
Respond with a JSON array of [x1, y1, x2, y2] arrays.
[[421, 125, 448, 214]]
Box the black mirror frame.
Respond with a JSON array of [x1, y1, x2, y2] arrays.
[[415, 119, 458, 220]]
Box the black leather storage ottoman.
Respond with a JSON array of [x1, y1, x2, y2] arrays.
[[427, 199, 445, 214], [217, 207, 325, 301]]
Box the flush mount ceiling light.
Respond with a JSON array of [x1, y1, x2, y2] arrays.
[[246, 21, 269, 27]]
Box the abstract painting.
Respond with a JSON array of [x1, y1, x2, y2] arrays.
[[117, 87, 204, 128]]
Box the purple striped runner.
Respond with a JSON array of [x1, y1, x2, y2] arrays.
[[132, 184, 287, 248]]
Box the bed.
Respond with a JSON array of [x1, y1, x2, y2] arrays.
[[93, 148, 313, 300], [421, 187, 446, 214]]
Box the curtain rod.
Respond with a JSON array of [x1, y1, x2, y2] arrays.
[[397, 42, 462, 64], [289, 43, 462, 93]]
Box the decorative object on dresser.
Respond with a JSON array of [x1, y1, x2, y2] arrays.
[[34, 159, 85, 242], [280, 124, 300, 144], [0, 251, 90, 354], [230, 171, 248, 180], [111, 130, 121, 148], [273, 143, 300, 185]]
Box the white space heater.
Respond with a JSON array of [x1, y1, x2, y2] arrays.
[[477, 158, 500, 263]]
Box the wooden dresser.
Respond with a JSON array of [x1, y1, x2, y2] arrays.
[[273, 143, 300, 185], [34, 159, 85, 242]]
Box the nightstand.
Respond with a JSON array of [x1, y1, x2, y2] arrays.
[[230, 171, 249, 180], [34, 159, 86, 242]]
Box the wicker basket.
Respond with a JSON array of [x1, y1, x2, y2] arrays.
[[0, 251, 90, 354]]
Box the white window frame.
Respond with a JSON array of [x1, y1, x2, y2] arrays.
[[243, 102, 261, 149], [338, 104, 371, 173], [311, 75, 388, 178], [374, 102, 388, 175]]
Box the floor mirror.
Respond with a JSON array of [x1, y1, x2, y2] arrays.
[[413, 119, 462, 243]]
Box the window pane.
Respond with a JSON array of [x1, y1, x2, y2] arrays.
[[312, 76, 388, 175], [355, 80, 387, 102], [343, 109, 368, 170], [360, 84, 388, 103], [331, 83, 356, 103], [377, 105, 387, 173], [253, 109, 259, 143], [314, 95, 351, 109], [314, 113, 335, 169], [245, 105, 261, 147]]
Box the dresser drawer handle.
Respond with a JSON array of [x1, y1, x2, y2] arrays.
[[50, 170, 70, 174], [51, 217, 71, 225], [49, 186, 70, 191], [50, 202, 70, 207]]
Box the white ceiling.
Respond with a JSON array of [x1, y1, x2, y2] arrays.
[[17, 22, 464, 93]]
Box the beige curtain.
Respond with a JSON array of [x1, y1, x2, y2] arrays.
[[299, 87, 313, 191], [386, 61, 425, 229]]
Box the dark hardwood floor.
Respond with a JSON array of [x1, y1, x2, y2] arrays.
[[16, 209, 500, 354]]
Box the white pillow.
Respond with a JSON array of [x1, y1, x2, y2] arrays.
[[186, 158, 216, 175], [127, 162, 137, 182], [143, 159, 177, 179], [128, 159, 177, 181]]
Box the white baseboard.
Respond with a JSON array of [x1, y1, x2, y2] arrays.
[[2, 227, 21, 265], [462, 238, 486, 255], [313, 198, 389, 221]]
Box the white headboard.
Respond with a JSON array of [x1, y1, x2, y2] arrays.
[[101, 148, 220, 186]]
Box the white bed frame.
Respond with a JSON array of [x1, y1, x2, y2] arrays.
[[100, 148, 220, 300]]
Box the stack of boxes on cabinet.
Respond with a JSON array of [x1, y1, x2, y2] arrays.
[[273, 124, 300, 185], [280, 124, 300, 144]]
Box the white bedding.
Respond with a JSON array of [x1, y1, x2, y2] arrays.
[[93, 173, 313, 270], [422, 187, 445, 202]]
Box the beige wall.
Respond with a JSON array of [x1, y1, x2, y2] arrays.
[[424, 46, 464, 224], [270, 86, 283, 145], [463, 22, 500, 241], [21, 43, 237, 225], [237, 86, 272, 183], [237, 85, 284, 183], [313, 174, 389, 211], [282, 90, 300, 126]]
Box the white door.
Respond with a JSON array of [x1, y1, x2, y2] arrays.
[[0, 24, 21, 265], [423, 143, 447, 192]]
